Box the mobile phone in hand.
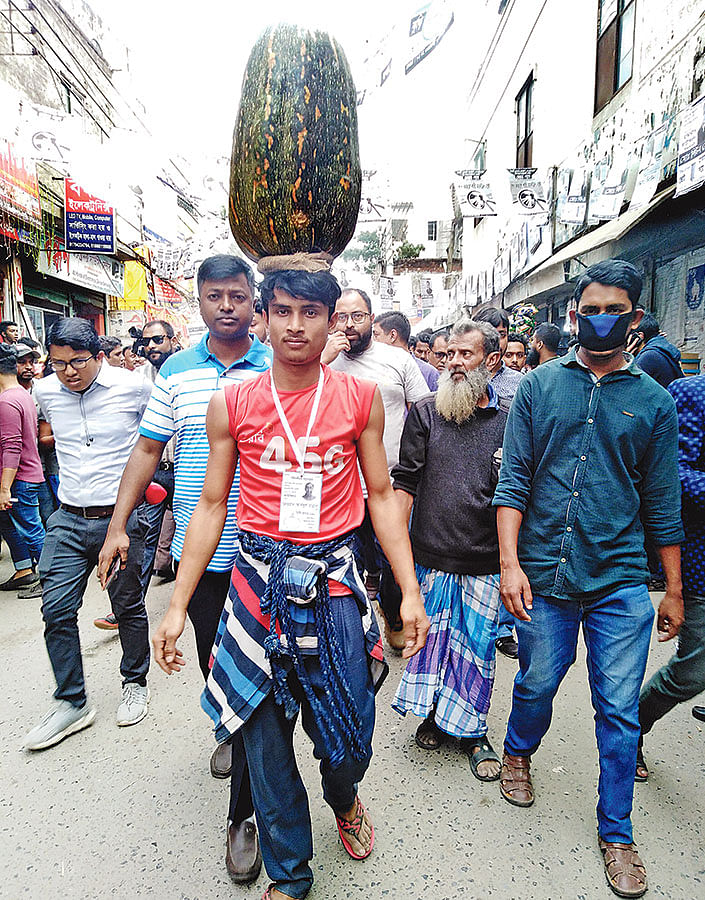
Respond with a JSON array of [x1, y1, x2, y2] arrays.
[[104, 555, 121, 591]]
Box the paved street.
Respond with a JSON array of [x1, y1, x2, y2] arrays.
[[1, 553, 703, 900]]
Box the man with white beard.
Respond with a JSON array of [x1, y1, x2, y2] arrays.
[[391, 320, 508, 780]]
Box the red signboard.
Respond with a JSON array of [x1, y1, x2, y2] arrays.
[[0, 138, 41, 224]]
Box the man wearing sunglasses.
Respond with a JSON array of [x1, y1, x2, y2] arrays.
[[25, 318, 153, 751], [137, 320, 179, 372]]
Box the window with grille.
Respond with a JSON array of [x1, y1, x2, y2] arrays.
[[427, 220, 437, 242], [595, 0, 636, 114], [516, 75, 533, 168]]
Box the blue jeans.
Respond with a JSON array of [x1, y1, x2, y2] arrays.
[[37, 477, 59, 527], [241, 594, 375, 898], [497, 602, 516, 640], [38, 508, 150, 707], [504, 585, 654, 844], [136, 499, 167, 598], [0, 479, 45, 569]]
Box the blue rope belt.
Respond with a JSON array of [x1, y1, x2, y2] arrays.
[[239, 530, 367, 768]]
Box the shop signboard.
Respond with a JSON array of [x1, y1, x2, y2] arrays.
[[64, 178, 116, 254], [0, 138, 41, 224], [38, 239, 125, 296]]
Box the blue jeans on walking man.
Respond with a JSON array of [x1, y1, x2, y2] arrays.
[[38, 507, 149, 708], [504, 584, 654, 844], [0, 479, 45, 570]]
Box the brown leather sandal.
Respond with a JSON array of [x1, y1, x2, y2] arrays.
[[598, 838, 648, 898], [499, 751, 534, 807]]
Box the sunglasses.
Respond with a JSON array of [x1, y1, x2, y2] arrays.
[[137, 335, 167, 347]]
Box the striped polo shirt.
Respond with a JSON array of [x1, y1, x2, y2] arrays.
[[139, 333, 272, 572]]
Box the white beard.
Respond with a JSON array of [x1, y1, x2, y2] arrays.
[[435, 366, 490, 424]]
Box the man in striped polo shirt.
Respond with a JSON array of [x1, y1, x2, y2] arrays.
[[98, 254, 271, 884]]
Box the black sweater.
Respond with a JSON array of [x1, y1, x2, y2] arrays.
[[392, 395, 507, 575]]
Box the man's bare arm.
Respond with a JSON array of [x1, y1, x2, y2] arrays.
[[152, 392, 238, 674], [97, 435, 166, 583], [358, 389, 429, 658], [497, 506, 533, 621], [656, 544, 683, 642]]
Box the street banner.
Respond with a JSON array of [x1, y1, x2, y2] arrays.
[[39, 238, 125, 296], [0, 138, 41, 224], [508, 168, 548, 216], [589, 153, 630, 220], [379, 275, 395, 310], [406, 1, 455, 75], [457, 171, 497, 217], [64, 178, 116, 253], [559, 167, 590, 225], [630, 123, 668, 210], [675, 95, 705, 196]]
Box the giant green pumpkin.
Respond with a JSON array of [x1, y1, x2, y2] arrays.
[[229, 25, 362, 261]]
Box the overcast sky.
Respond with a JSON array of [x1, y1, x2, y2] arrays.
[[87, 0, 485, 217]]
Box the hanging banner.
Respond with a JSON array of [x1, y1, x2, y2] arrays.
[[675, 95, 705, 196], [406, 1, 455, 75], [64, 178, 116, 254], [559, 167, 590, 225], [629, 123, 668, 210], [379, 275, 395, 310], [457, 172, 497, 217], [508, 168, 548, 215], [589, 154, 630, 220], [39, 239, 125, 296], [0, 138, 41, 224]]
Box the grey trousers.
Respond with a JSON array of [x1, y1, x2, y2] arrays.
[[639, 593, 705, 734]]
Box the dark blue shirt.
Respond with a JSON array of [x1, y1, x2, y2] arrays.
[[668, 375, 705, 597], [493, 347, 684, 601]]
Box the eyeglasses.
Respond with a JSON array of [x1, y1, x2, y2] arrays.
[[137, 334, 167, 347], [431, 350, 448, 361], [50, 355, 95, 372], [336, 312, 371, 325]]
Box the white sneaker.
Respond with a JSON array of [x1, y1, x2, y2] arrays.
[[116, 683, 149, 727], [24, 700, 96, 750]]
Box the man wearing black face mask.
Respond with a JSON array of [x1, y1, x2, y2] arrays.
[[493, 259, 684, 899]]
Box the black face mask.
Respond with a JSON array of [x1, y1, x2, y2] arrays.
[[525, 347, 540, 368], [576, 311, 634, 352]]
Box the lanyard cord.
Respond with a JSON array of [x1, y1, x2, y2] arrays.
[[269, 368, 324, 471]]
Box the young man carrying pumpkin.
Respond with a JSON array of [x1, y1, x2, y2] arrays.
[[152, 266, 429, 900]]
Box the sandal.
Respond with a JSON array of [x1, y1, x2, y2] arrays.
[[335, 796, 374, 860], [635, 745, 648, 782], [415, 714, 446, 751], [499, 751, 534, 807], [461, 736, 501, 782], [598, 837, 648, 898], [262, 887, 295, 900]]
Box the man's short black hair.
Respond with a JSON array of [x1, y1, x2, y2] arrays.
[[99, 335, 123, 354], [144, 319, 175, 338], [375, 311, 411, 344], [432, 330, 449, 345], [254, 299, 264, 315], [534, 323, 561, 353], [574, 259, 642, 308], [473, 307, 510, 331], [46, 317, 101, 356], [260, 270, 342, 318], [636, 311, 660, 343], [506, 332, 528, 350], [0, 319, 18, 335], [341, 287, 372, 313], [408, 334, 418, 350], [417, 330, 433, 346], [197, 254, 255, 294], [0, 343, 17, 374]]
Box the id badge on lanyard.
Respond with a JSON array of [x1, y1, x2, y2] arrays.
[[270, 370, 324, 534]]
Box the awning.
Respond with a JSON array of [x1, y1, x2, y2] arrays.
[[531, 186, 676, 278]]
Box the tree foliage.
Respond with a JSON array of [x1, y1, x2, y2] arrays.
[[395, 240, 425, 260]]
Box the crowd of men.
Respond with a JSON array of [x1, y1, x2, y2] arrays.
[[0, 254, 703, 900]]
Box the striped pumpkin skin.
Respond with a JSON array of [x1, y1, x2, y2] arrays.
[[229, 25, 361, 261]]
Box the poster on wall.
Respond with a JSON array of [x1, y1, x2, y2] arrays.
[[588, 153, 631, 220], [379, 275, 395, 310], [559, 167, 590, 225], [405, 0, 455, 75], [675, 95, 705, 196], [685, 264, 705, 311], [508, 168, 549, 216], [0, 138, 41, 224], [629, 123, 668, 210], [457, 172, 497, 217]]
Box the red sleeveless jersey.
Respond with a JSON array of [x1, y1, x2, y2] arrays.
[[224, 365, 376, 544]]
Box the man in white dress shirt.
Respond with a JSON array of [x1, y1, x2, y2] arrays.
[[24, 318, 153, 751]]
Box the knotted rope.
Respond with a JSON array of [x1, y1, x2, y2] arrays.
[[239, 530, 367, 768], [257, 252, 334, 274]]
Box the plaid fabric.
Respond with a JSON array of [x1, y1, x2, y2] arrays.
[[283, 555, 326, 606], [201, 541, 386, 744], [393, 565, 500, 738]]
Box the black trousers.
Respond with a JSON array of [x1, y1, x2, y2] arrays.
[[184, 567, 254, 824], [354, 503, 403, 629]]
